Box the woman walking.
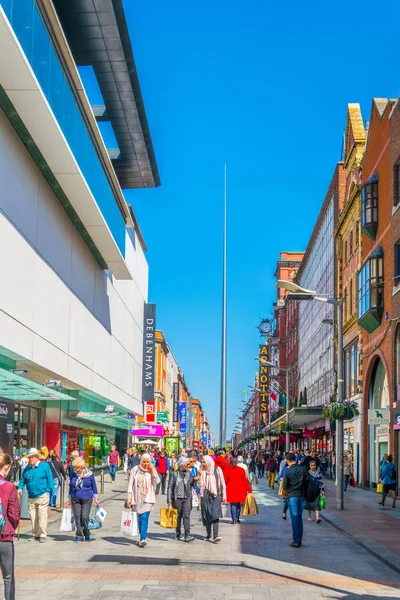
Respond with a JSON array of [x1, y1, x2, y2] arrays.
[[199, 455, 226, 543], [127, 453, 160, 547], [246, 452, 256, 484], [304, 459, 324, 524], [343, 455, 353, 491], [48, 450, 66, 508], [379, 455, 397, 508], [225, 458, 252, 524], [0, 453, 20, 600], [256, 451, 264, 479], [68, 458, 99, 543], [167, 456, 195, 542]]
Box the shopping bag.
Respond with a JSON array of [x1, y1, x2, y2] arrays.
[[247, 493, 259, 516], [60, 508, 75, 532], [192, 489, 200, 508], [88, 516, 102, 530], [253, 476, 258, 485], [350, 475, 356, 488], [120, 510, 138, 538], [160, 507, 178, 528], [376, 483, 383, 493], [221, 503, 230, 518], [96, 506, 107, 522], [278, 480, 284, 496], [242, 495, 250, 517], [319, 496, 326, 510]]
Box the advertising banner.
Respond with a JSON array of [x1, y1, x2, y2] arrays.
[[142, 304, 156, 403], [132, 425, 164, 437], [0, 398, 14, 456], [258, 344, 269, 413], [173, 382, 179, 423], [165, 437, 179, 454], [146, 400, 155, 423], [157, 412, 168, 423], [178, 402, 187, 434], [202, 430, 208, 447]]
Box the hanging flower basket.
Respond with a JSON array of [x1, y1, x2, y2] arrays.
[[322, 400, 359, 421], [278, 420, 298, 433]]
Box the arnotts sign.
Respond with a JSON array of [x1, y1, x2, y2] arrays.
[[142, 304, 156, 403], [258, 344, 269, 412]]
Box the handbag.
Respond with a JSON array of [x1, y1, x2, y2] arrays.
[[319, 496, 326, 510], [376, 483, 383, 493], [60, 508, 75, 532], [120, 510, 138, 538], [350, 474, 356, 488], [160, 507, 178, 528]]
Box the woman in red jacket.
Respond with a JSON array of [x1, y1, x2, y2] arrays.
[[0, 452, 20, 600], [225, 458, 252, 524]]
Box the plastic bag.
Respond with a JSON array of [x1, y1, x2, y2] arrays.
[[376, 483, 383, 493], [160, 507, 178, 528], [192, 489, 200, 508], [221, 503, 230, 518], [88, 516, 102, 530], [96, 506, 107, 522], [120, 510, 138, 538], [60, 508, 75, 532], [319, 496, 326, 510]]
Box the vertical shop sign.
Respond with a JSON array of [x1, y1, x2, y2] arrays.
[[0, 398, 14, 456], [173, 382, 179, 423], [178, 402, 187, 434], [146, 400, 155, 423], [142, 304, 156, 403], [202, 430, 207, 447], [258, 344, 269, 412]]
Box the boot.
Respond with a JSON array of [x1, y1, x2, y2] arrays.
[[175, 530, 181, 540]]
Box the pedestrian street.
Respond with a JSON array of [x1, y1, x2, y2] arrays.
[[7, 474, 400, 600]]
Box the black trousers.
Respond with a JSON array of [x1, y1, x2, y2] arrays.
[[174, 497, 192, 534], [71, 497, 92, 539], [0, 542, 15, 600], [206, 519, 219, 539], [156, 472, 168, 494]]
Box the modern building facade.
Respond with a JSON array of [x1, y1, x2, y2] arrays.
[[0, 0, 159, 464], [335, 104, 365, 482]]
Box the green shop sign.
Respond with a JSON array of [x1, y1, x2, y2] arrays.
[[157, 412, 168, 423], [165, 437, 179, 454]]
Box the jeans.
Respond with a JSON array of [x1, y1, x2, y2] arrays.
[[249, 471, 255, 485], [288, 496, 304, 544], [71, 497, 92, 539], [156, 472, 167, 494], [321, 463, 327, 476], [174, 497, 191, 534], [230, 502, 241, 522], [0, 542, 15, 600], [268, 471, 276, 487], [344, 475, 350, 490], [50, 477, 60, 507], [109, 464, 117, 481], [137, 511, 150, 541], [205, 519, 219, 539]]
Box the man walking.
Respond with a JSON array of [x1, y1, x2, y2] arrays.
[[283, 452, 306, 548], [17, 448, 53, 543], [107, 444, 120, 483], [266, 454, 278, 488]]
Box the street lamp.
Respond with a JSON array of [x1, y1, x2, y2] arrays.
[[277, 279, 345, 511]]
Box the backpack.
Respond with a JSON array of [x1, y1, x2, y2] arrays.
[[268, 460, 276, 473], [0, 480, 7, 535], [306, 474, 321, 501], [390, 466, 397, 481]]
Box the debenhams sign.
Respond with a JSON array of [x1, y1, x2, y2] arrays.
[[142, 304, 156, 403]]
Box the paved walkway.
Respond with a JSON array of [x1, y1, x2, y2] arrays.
[[5, 473, 400, 599]]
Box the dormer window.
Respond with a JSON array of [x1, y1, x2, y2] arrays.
[[362, 174, 378, 239], [358, 246, 384, 333]]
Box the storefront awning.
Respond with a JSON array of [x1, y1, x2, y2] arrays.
[[265, 406, 325, 432], [67, 410, 132, 431], [0, 367, 76, 402]]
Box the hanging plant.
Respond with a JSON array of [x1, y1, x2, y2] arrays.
[[278, 420, 298, 433], [322, 399, 360, 421]]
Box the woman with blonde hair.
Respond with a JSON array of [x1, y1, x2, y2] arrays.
[[199, 455, 226, 543], [68, 457, 98, 543], [126, 453, 160, 547]]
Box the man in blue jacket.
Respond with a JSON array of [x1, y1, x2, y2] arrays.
[[18, 448, 53, 543]]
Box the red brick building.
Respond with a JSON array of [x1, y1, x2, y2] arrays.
[[360, 99, 395, 487]]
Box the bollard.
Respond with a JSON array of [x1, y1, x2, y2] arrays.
[[100, 469, 105, 495]]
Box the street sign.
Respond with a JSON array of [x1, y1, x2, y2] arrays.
[[165, 437, 179, 454], [157, 412, 168, 423], [368, 409, 390, 425]]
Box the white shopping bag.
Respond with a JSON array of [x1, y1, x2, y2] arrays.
[[221, 503, 230, 519], [96, 506, 107, 522], [192, 489, 200, 508], [120, 510, 138, 538], [60, 508, 75, 532]]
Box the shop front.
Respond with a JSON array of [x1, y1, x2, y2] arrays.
[[368, 358, 389, 487]]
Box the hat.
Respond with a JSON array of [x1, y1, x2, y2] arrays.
[[178, 456, 189, 468], [27, 448, 39, 458]]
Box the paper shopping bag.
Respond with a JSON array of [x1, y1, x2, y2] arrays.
[[242, 495, 250, 517], [120, 510, 138, 538], [247, 493, 259, 516], [160, 507, 178, 528], [96, 506, 107, 522], [60, 508, 75, 532]]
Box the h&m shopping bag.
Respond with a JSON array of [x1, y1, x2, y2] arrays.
[[160, 507, 178, 528], [96, 506, 107, 522], [376, 483, 383, 493], [120, 510, 138, 539], [60, 508, 75, 532]]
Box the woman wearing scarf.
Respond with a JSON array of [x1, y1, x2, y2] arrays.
[[68, 458, 99, 543], [167, 456, 195, 542], [127, 453, 160, 547], [199, 455, 226, 543]]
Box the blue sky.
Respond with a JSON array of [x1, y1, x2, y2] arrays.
[[120, 0, 400, 440]]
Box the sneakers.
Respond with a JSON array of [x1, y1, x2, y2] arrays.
[[138, 539, 147, 548], [289, 541, 301, 548], [175, 532, 181, 541], [84, 536, 93, 542], [28, 537, 39, 542], [75, 537, 83, 543], [183, 534, 195, 542], [39, 537, 47, 543], [212, 536, 222, 544], [204, 535, 212, 541]]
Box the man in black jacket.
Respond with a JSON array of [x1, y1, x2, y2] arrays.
[[283, 452, 306, 548], [167, 456, 195, 542]]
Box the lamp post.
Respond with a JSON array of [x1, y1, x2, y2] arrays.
[[276, 279, 345, 510]]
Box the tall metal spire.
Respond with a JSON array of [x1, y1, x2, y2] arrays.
[[219, 165, 227, 448]]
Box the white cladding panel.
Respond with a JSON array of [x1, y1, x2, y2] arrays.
[[0, 109, 147, 413]]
